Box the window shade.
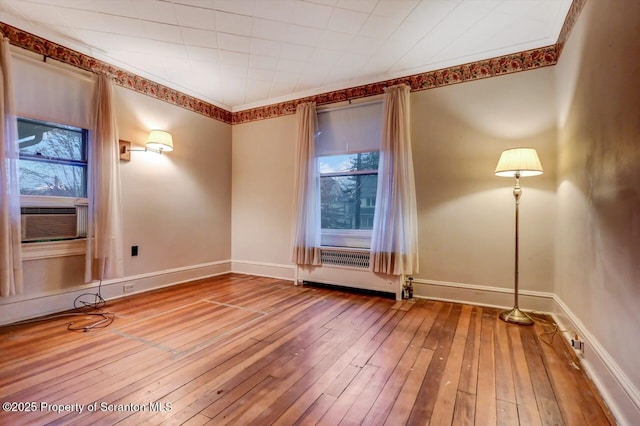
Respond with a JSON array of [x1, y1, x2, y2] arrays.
[[316, 101, 382, 156], [12, 55, 95, 129]]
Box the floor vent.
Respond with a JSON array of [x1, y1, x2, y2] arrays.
[[321, 249, 370, 269]]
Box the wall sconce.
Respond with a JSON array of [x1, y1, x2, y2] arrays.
[[119, 130, 174, 161]]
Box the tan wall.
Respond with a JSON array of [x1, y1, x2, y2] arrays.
[[16, 80, 232, 296], [411, 69, 557, 292], [116, 87, 232, 275], [231, 67, 558, 294], [231, 115, 296, 268], [554, 0, 640, 409]]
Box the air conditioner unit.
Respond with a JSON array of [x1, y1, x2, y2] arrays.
[[21, 207, 78, 242]]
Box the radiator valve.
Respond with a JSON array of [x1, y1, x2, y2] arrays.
[[403, 277, 414, 300]]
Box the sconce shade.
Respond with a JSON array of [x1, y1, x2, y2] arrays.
[[145, 130, 174, 152], [495, 147, 543, 177]]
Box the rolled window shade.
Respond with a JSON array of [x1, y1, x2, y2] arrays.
[[316, 101, 382, 156], [12, 54, 94, 129]]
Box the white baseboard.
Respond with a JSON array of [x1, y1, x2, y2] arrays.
[[231, 259, 295, 281], [413, 278, 555, 312], [551, 295, 640, 426], [0, 260, 232, 326]]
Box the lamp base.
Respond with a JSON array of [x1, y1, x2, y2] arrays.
[[499, 307, 534, 325]]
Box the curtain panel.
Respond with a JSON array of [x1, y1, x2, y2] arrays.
[[85, 75, 124, 282], [370, 84, 419, 276], [291, 102, 321, 266], [0, 36, 23, 296]]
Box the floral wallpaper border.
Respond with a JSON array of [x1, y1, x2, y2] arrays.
[[232, 45, 559, 124], [0, 0, 584, 125]]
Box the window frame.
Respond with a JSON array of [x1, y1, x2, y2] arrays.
[[17, 117, 89, 200], [17, 117, 90, 258]]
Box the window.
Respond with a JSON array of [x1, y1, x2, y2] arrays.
[[316, 101, 382, 248], [319, 151, 379, 230], [18, 117, 88, 198]]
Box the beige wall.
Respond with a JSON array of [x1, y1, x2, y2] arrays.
[[231, 68, 558, 295], [116, 87, 232, 275], [411, 69, 557, 293], [10, 67, 232, 301], [231, 115, 296, 269], [554, 0, 640, 420]]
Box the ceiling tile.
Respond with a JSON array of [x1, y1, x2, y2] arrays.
[[292, 1, 333, 29], [252, 1, 296, 22], [215, 10, 252, 36], [336, 0, 377, 13], [280, 43, 314, 60], [250, 38, 282, 57], [217, 33, 252, 53], [142, 21, 184, 44], [213, 0, 255, 16], [219, 50, 249, 67], [326, 7, 369, 34], [185, 45, 219, 62], [174, 3, 217, 31], [249, 54, 279, 70], [359, 15, 402, 40], [181, 28, 218, 49], [286, 24, 324, 47], [252, 18, 290, 42], [316, 31, 354, 51], [132, 0, 178, 25]]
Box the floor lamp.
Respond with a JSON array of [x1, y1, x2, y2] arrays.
[[495, 147, 543, 325]]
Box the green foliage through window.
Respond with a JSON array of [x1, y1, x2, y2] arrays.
[[319, 152, 379, 230]]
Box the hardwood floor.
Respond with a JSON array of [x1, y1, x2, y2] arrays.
[[0, 274, 614, 425]]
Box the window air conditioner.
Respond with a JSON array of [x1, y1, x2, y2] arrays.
[[21, 207, 78, 242]]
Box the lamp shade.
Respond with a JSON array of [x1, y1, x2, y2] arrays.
[[495, 147, 543, 177], [145, 130, 174, 152]]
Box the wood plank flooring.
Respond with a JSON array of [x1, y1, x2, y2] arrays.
[[0, 274, 615, 425]]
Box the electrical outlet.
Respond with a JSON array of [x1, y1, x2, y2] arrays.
[[123, 283, 135, 293], [571, 337, 584, 352], [131, 245, 139, 256]]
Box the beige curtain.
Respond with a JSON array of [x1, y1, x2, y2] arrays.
[[370, 84, 419, 275], [85, 75, 124, 282], [0, 36, 23, 296], [291, 102, 321, 266]]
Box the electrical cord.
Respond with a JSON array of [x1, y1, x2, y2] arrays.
[[531, 312, 579, 347], [8, 279, 115, 332], [67, 279, 115, 332]]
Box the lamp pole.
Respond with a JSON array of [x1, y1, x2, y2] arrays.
[[499, 171, 534, 325]]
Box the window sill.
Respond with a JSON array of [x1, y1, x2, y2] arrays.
[[22, 239, 86, 260]]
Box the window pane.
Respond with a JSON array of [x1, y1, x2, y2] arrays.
[[318, 152, 379, 174], [321, 174, 377, 230], [18, 119, 85, 161], [19, 158, 87, 197], [18, 118, 88, 197]]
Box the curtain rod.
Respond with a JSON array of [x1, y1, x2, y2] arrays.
[[10, 46, 95, 83], [317, 96, 383, 114]]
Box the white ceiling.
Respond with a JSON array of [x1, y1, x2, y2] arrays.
[[0, 0, 572, 112]]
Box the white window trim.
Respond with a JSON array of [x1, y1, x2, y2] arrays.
[[22, 238, 86, 260], [321, 229, 372, 249], [21, 195, 88, 208]]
